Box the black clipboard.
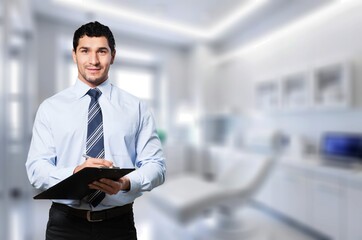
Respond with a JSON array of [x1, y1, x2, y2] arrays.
[[34, 167, 135, 200]]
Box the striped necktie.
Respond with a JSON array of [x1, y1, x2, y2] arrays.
[[86, 88, 105, 207]]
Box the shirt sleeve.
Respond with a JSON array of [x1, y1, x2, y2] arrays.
[[125, 101, 166, 194], [25, 102, 74, 190]]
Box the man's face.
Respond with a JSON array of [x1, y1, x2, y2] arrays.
[[72, 36, 115, 87]]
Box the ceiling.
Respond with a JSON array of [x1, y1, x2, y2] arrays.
[[102, 0, 248, 29], [31, 0, 334, 46]]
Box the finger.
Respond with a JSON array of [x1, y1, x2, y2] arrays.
[[91, 180, 119, 195], [99, 179, 121, 194], [88, 183, 101, 190], [89, 182, 113, 194], [118, 176, 130, 191], [87, 158, 113, 167], [84, 158, 100, 167], [100, 159, 113, 167]]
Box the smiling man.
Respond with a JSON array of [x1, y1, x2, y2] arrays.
[[26, 21, 166, 240], [73, 34, 114, 88]]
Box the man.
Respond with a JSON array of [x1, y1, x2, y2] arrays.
[[26, 21, 166, 240]]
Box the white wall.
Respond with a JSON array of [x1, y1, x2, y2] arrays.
[[206, 1, 362, 146]]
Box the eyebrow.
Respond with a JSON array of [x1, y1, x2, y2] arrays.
[[78, 46, 109, 51], [97, 47, 109, 52]]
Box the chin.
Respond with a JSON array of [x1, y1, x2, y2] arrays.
[[89, 79, 106, 86]]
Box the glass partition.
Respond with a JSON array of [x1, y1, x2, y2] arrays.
[[1, 0, 36, 239]]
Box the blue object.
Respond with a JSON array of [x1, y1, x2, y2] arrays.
[[321, 132, 362, 160]]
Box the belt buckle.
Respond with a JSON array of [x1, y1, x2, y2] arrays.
[[86, 211, 103, 222]]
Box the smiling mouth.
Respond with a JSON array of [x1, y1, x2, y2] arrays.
[[87, 68, 101, 73]]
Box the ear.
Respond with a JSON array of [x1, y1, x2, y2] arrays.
[[72, 49, 77, 63], [110, 49, 116, 64]]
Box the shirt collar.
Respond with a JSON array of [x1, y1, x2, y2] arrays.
[[73, 79, 112, 100]]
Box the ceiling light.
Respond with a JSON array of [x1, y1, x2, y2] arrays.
[[53, 0, 267, 40], [209, 0, 267, 38], [53, 0, 208, 39]]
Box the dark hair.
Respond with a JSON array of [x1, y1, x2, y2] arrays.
[[73, 21, 116, 53]]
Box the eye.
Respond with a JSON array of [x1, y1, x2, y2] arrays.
[[80, 49, 88, 53]]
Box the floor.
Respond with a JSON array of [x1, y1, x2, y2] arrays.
[[134, 194, 328, 240], [11, 194, 328, 240]]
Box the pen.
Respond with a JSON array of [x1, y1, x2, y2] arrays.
[[82, 154, 92, 159]]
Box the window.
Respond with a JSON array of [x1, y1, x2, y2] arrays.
[[68, 61, 78, 86], [9, 58, 20, 94], [64, 58, 156, 103], [65, 63, 156, 103], [9, 101, 21, 139], [8, 54, 23, 140], [114, 68, 155, 101]]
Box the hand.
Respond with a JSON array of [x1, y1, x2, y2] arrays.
[[88, 176, 131, 195], [73, 157, 113, 173]]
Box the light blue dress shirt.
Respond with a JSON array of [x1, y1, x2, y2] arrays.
[[26, 79, 166, 210]]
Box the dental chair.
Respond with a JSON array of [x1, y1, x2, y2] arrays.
[[149, 130, 284, 240]]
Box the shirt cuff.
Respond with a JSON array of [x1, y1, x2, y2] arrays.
[[48, 167, 74, 188], [125, 170, 142, 195]]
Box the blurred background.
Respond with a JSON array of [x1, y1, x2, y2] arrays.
[[1, 0, 362, 239]]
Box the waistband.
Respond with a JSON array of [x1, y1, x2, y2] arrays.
[[51, 202, 133, 222]]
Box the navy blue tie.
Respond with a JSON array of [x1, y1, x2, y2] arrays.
[[86, 88, 105, 207]]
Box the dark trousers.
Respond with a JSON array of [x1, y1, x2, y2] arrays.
[[46, 204, 137, 240]]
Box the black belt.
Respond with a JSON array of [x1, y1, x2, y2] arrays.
[[52, 202, 133, 222]]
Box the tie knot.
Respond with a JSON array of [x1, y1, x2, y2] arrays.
[[87, 88, 102, 100]]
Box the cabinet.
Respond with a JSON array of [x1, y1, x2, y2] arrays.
[[253, 61, 352, 112], [255, 167, 278, 208], [255, 164, 311, 225], [312, 62, 352, 109], [255, 160, 355, 240], [254, 79, 280, 111], [275, 166, 310, 225], [281, 71, 311, 110], [310, 173, 346, 240], [347, 178, 362, 240]]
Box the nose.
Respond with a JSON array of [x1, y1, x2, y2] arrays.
[[89, 52, 99, 65]]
